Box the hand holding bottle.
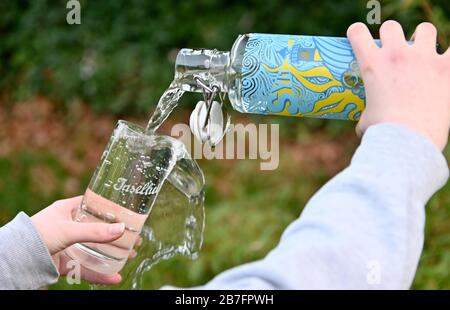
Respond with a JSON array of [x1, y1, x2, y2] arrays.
[[347, 21, 450, 150]]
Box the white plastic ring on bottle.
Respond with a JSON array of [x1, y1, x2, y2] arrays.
[[189, 100, 224, 146]]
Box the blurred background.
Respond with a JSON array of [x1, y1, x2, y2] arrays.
[[0, 0, 449, 289]]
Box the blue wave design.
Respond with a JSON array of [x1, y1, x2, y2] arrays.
[[315, 39, 353, 57], [313, 37, 355, 80], [241, 34, 364, 120]]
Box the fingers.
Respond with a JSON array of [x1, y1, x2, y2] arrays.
[[355, 120, 365, 138], [128, 249, 137, 259], [57, 196, 83, 209], [53, 196, 83, 218], [412, 22, 437, 52], [80, 267, 122, 285], [135, 236, 143, 247], [379, 20, 407, 49], [62, 221, 125, 246], [355, 112, 368, 138], [126, 236, 142, 259], [444, 47, 450, 59], [347, 22, 378, 71]]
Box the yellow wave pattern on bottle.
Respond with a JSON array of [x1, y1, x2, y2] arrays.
[[302, 90, 363, 120], [261, 50, 364, 121]]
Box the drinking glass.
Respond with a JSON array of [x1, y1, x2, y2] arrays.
[[65, 120, 204, 275]]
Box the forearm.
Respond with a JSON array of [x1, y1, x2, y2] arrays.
[[0, 212, 59, 289], [197, 123, 449, 289]]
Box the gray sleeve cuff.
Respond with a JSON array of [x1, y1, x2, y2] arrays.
[[355, 123, 449, 203], [0, 212, 59, 289]]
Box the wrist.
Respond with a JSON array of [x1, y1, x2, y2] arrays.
[[361, 119, 448, 151], [355, 123, 449, 203]]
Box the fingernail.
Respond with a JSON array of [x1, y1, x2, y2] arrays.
[[109, 223, 125, 235]]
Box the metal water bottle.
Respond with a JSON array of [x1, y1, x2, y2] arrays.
[[175, 33, 367, 121]]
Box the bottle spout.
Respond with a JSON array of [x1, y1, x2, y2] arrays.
[[174, 48, 229, 93]]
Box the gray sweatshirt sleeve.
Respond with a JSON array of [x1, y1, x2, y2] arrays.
[[192, 123, 449, 289], [0, 212, 59, 289]]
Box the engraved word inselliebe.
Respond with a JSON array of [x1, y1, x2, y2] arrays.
[[113, 177, 158, 195]]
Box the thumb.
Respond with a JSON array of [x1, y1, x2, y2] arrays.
[[355, 112, 369, 138], [62, 221, 125, 246], [355, 121, 364, 138]]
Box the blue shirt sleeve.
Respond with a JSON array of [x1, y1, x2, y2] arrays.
[[191, 123, 449, 289]]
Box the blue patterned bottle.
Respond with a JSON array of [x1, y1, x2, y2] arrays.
[[175, 33, 367, 121]]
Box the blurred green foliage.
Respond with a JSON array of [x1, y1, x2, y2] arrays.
[[1, 0, 448, 114], [0, 0, 449, 290]]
